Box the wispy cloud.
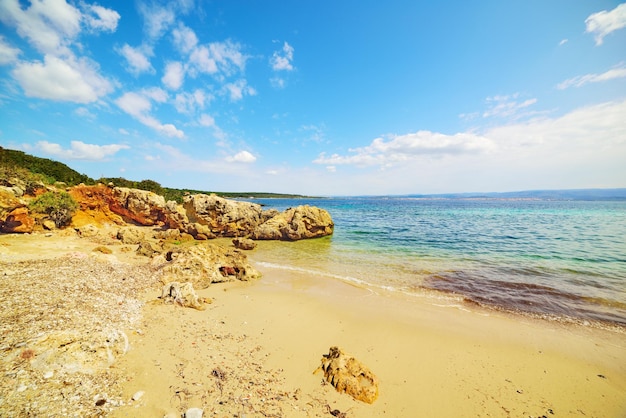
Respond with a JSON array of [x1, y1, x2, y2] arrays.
[[0, 35, 20, 65], [222, 79, 256, 101], [37, 140, 129, 160], [585, 3, 626, 45], [314, 131, 495, 167], [314, 100, 626, 180], [557, 64, 626, 89], [118, 44, 154, 75], [138, 2, 175, 40], [270, 41, 294, 71], [172, 22, 198, 54], [83, 4, 120, 32], [115, 89, 184, 138], [482, 94, 537, 119]]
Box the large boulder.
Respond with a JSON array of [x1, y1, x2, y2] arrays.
[[183, 194, 264, 237], [1, 207, 35, 233], [251, 205, 334, 241], [154, 243, 260, 289], [109, 187, 167, 226]]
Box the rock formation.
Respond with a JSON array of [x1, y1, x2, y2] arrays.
[[159, 281, 209, 310], [232, 237, 257, 250], [251, 205, 334, 241], [109, 187, 167, 226], [315, 346, 379, 404], [1, 207, 35, 233], [183, 194, 264, 237], [154, 244, 261, 289]]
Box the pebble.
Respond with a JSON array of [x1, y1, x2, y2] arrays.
[[185, 407, 204, 418], [43, 371, 54, 379], [17, 384, 27, 392], [131, 390, 145, 401]]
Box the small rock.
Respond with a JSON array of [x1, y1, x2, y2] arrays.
[[17, 384, 27, 392], [184, 407, 204, 418], [131, 390, 145, 401], [43, 371, 54, 379]]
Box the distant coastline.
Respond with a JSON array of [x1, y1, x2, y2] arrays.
[[355, 188, 626, 201]]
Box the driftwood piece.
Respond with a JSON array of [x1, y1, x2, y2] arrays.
[[315, 346, 379, 404]]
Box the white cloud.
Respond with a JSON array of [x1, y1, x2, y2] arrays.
[[0, 36, 20, 65], [141, 86, 168, 102], [585, 3, 626, 45], [270, 41, 294, 71], [188, 40, 247, 78], [83, 4, 120, 32], [172, 22, 198, 54], [0, 0, 81, 55], [314, 131, 495, 167], [270, 77, 286, 89], [482, 94, 537, 118], [313, 100, 626, 193], [226, 150, 257, 163], [74, 106, 95, 118], [118, 128, 129, 135], [11, 54, 113, 103], [223, 79, 256, 101], [115, 90, 184, 138], [198, 113, 215, 127], [138, 2, 175, 40], [118, 44, 154, 75], [37, 140, 129, 160], [557, 65, 626, 89], [559, 38, 568, 46], [162, 61, 185, 90], [175, 89, 210, 114]]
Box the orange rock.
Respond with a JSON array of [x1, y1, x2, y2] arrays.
[[1, 207, 35, 233], [315, 346, 379, 404]]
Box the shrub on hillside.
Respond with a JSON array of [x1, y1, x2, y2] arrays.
[[29, 191, 79, 228]]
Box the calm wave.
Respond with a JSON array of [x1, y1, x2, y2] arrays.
[[246, 197, 626, 329]]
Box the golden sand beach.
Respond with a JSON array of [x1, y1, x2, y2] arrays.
[[1, 231, 625, 417]]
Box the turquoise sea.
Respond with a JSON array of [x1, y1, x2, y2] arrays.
[[247, 198, 626, 330]]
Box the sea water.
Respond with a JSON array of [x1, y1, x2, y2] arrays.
[[246, 198, 626, 329]]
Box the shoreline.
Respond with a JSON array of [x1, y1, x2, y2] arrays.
[[1, 231, 626, 416]]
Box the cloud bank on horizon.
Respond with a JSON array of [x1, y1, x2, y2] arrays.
[[0, 0, 625, 195]]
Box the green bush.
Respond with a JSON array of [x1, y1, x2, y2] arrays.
[[29, 191, 79, 228]]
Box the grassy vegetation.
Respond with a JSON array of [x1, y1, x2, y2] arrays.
[[29, 191, 78, 228], [0, 147, 93, 186], [1, 146, 314, 202]]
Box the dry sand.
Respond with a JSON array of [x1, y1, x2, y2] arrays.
[[1, 231, 626, 417]]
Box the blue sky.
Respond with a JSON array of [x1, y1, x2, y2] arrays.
[[1, 0, 625, 196]]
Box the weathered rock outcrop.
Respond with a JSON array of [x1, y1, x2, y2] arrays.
[[69, 184, 125, 227], [1, 207, 35, 233], [315, 346, 379, 404], [183, 194, 264, 237], [251, 205, 334, 241], [109, 187, 167, 226], [159, 281, 210, 310], [232, 237, 257, 250], [154, 244, 260, 289]]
